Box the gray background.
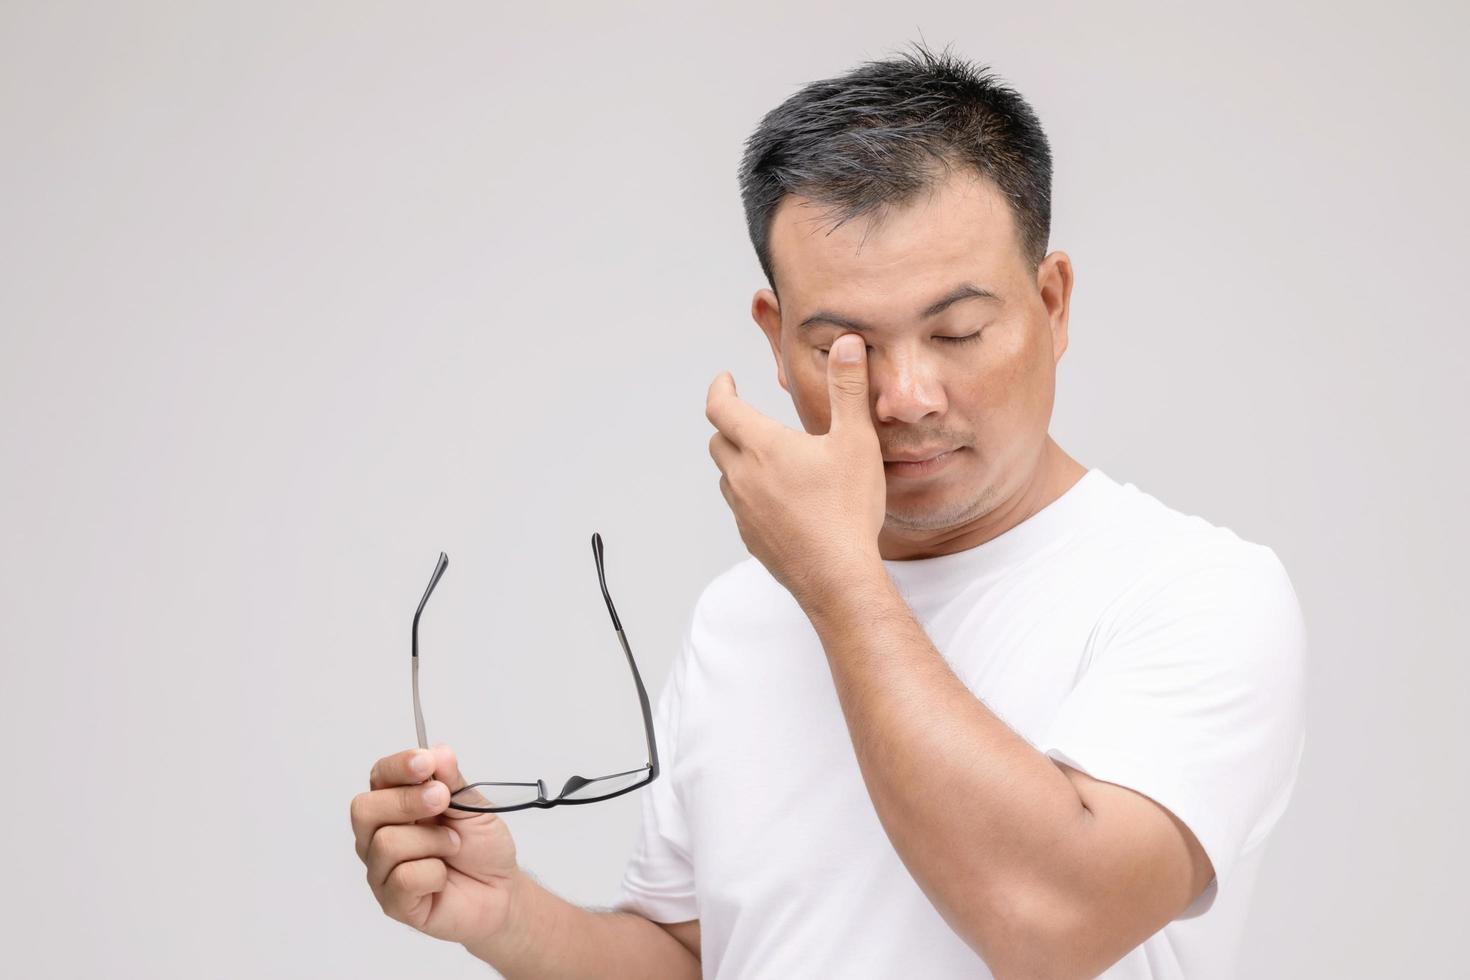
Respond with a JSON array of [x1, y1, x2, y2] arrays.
[[2, 1, 1465, 976]]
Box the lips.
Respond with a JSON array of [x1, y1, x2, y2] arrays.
[[883, 447, 957, 463]]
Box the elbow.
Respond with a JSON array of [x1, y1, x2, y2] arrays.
[[967, 882, 1104, 980]]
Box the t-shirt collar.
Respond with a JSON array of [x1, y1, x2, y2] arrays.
[[879, 467, 1115, 590]]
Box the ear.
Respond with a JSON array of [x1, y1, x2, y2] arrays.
[[751, 288, 788, 392], [1036, 250, 1074, 366]]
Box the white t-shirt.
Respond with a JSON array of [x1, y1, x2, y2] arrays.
[[610, 467, 1307, 979]]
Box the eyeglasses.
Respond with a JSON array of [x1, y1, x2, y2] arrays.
[[411, 532, 660, 813]]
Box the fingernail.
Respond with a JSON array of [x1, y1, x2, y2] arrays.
[[411, 752, 431, 776], [423, 782, 446, 807], [447, 828, 460, 848]]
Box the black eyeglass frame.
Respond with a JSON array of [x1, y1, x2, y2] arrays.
[[411, 532, 660, 813]]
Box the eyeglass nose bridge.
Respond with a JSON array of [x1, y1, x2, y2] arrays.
[[556, 773, 597, 799]]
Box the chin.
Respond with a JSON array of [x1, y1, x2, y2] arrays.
[[886, 475, 993, 532]]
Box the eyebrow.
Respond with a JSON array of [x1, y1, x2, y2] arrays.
[[797, 282, 1002, 333]]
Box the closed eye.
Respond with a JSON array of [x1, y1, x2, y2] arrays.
[[816, 332, 983, 355]]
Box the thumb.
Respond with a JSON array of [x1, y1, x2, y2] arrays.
[[827, 333, 872, 436], [427, 743, 492, 816]]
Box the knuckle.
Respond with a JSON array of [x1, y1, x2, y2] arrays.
[[377, 876, 405, 921], [349, 793, 367, 828], [366, 823, 400, 862], [384, 862, 416, 907], [365, 861, 382, 896]]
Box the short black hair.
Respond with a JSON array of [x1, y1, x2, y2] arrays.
[[737, 40, 1053, 298]]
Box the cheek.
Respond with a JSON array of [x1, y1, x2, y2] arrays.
[[790, 371, 834, 433], [981, 331, 1055, 428], [983, 323, 1046, 384], [958, 342, 1033, 428]]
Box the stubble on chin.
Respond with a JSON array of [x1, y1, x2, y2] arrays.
[[882, 478, 996, 533]]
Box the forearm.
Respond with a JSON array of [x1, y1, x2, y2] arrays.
[[798, 567, 1090, 968], [463, 868, 700, 980]]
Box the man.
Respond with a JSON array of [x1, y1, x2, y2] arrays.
[[352, 41, 1306, 979]]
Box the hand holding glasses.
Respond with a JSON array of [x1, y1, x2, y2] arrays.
[[411, 532, 660, 813]]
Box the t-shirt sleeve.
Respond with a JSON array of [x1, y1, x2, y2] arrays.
[[1035, 541, 1308, 919], [608, 616, 699, 923]]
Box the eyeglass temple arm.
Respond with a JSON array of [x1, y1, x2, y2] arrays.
[[412, 552, 449, 752], [410, 540, 658, 775], [594, 533, 660, 778]]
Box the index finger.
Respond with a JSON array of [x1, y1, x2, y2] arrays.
[[370, 747, 434, 791], [705, 372, 769, 448]]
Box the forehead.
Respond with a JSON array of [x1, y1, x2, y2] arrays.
[[768, 168, 1019, 315]]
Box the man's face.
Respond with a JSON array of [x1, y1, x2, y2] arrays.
[[752, 167, 1073, 538]]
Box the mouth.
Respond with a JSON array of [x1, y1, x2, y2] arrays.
[[883, 447, 963, 478]]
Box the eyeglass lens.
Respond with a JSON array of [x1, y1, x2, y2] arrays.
[[453, 765, 653, 809]]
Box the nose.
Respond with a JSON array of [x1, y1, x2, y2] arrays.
[[872, 348, 947, 425]]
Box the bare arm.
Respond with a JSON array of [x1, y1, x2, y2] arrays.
[[464, 867, 701, 980], [661, 918, 701, 961], [799, 565, 1212, 978]]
